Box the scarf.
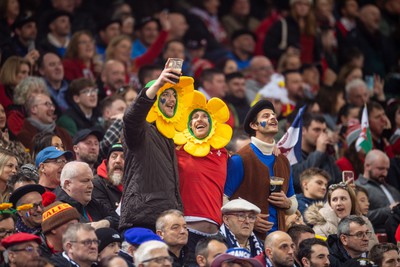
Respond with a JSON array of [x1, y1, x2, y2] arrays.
[[15, 216, 41, 234], [220, 224, 263, 257], [190, 7, 226, 42], [27, 117, 56, 133]]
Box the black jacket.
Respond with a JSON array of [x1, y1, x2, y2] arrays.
[[54, 186, 119, 230], [327, 234, 355, 267]]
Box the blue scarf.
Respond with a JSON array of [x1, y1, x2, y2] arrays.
[[220, 224, 264, 257]]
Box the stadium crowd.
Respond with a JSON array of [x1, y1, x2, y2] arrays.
[[0, 0, 400, 266]]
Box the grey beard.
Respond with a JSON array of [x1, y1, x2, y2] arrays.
[[109, 173, 122, 186]]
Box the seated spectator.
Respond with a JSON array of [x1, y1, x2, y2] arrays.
[[95, 228, 123, 261], [221, 0, 259, 38], [93, 143, 124, 213], [224, 72, 250, 127], [227, 29, 256, 71], [98, 59, 126, 100], [156, 210, 189, 267], [297, 238, 330, 267], [336, 64, 363, 88], [72, 128, 102, 171], [220, 199, 264, 257], [296, 168, 330, 216], [185, 35, 213, 80], [100, 94, 127, 130], [245, 56, 274, 104], [327, 215, 371, 267], [31, 132, 65, 161], [95, 18, 121, 59], [211, 249, 263, 267], [215, 58, 238, 75], [344, 79, 369, 108], [0, 206, 16, 264], [315, 85, 346, 130], [7, 76, 48, 136], [57, 78, 103, 137], [0, 104, 31, 165], [35, 146, 73, 191], [134, 240, 173, 267], [369, 243, 400, 267], [7, 165, 39, 192], [40, 201, 80, 258], [38, 10, 72, 58], [56, 161, 119, 230], [355, 149, 400, 233], [63, 31, 100, 82], [304, 182, 378, 249], [9, 184, 45, 234], [1, 232, 42, 267], [355, 186, 370, 217], [287, 224, 315, 267], [195, 236, 228, 267], [119, 227, 162, 267], [50, 223, 99, 266], [137, 64, 163, 89], [99, 255, 129, 267], [16, 93, 73, 151], [0, 149, 18, 201], [0, 56, 31, 112], [37, 52, 70, 113]]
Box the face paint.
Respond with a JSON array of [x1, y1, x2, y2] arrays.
[[160, 97, 166, 104], [259, 121, 267, 128]]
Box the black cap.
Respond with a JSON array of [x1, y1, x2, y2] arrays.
[[72, 129, 103, 145], [12, 13, 36, 30], [10, 184, 45, 207], [244, 100, 275, 135], [230, 29, 256, 43], [185, 32, 207, 50], [98, 18, 121, 32], [95, 228, 123, 252], [46, 10, 72, 26], [134, 16, 159, 31], [107, 143, 123, 161]]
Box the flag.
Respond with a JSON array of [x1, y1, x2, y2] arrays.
[[356, 105, 373, 153], [277, 105, 306, 165]]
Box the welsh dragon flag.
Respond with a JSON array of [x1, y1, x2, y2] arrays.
[[356, 105, 373, 153]]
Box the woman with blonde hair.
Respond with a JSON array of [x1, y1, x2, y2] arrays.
[[304, 182, 378, 249], [7, 77, 48, 136], [0, 56, 30, 112], [63, 30, 101, 81], [0, 148, 18, 201]]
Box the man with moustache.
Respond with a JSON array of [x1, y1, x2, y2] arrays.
[[156, 210, 189, 267], [327, 215, 370, 267], [73, 128, 103, 172], [55, 161, 119, 230], [355, 149, 400, 232], [224, 100, 297, 239], [10, 184, 46, 234], [93, 143, 124, 213]]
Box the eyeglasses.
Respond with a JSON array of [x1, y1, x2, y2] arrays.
[[328, 182, 349, 192], [70, 239, 101, 247], [44, 159, 68, 165], [37, 101, 54, 108], [226, 213, 257, 223], [80, 88, 98, 96], [344, 231, 372, 239], [12, 246, 41, 254], [0, 229, 15, 238], [142, 256, 174, 264]]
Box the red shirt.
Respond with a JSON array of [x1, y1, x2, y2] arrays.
[[177, 147, 228, 225]]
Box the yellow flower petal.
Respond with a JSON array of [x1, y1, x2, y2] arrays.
[[156, 117, 176, 139], [184, 141, 211, 157], [146, 106, 158, 123], [0, 203, 13, 210], [210, 124, 233, 149], [17, 204, 33, 211], [207, 98, 230, 123], [191, 91, 207, 108], [173, 131, 188, 145]]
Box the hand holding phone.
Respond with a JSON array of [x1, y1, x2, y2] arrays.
[[342, 171, 354, 184]]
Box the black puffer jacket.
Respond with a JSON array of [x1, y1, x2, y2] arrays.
[[119, 88, 183, 231]]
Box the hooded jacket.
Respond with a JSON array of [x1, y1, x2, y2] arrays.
[[92, 159, 122, 213], [304, 202, 378, 250]]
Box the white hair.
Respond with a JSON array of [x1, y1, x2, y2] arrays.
[[345, 78, 367, 98], [134, 240, 168, 264], [60, 161, 91, 188]]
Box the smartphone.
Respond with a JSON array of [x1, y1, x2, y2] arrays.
[[27, 40, 35, 52], [365, 75, 374, 92], [342, 171, 354, 183]]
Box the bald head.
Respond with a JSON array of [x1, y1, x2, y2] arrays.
[[364, 149, 390, 183], [250, 56, 274, 85], [101, 60, 126, 92], [359, 5, 381, 32], [264, 231, 295, 267]]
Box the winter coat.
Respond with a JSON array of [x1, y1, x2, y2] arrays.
[[304, 202, 378, 250], [92, 159, 122, 213], [119, 88, 183, 231]]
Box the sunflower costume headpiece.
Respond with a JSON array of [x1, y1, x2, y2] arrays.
[[146, 76, 195, 138], [0, 203, 16, 215], [174, 91, 233, 157]]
